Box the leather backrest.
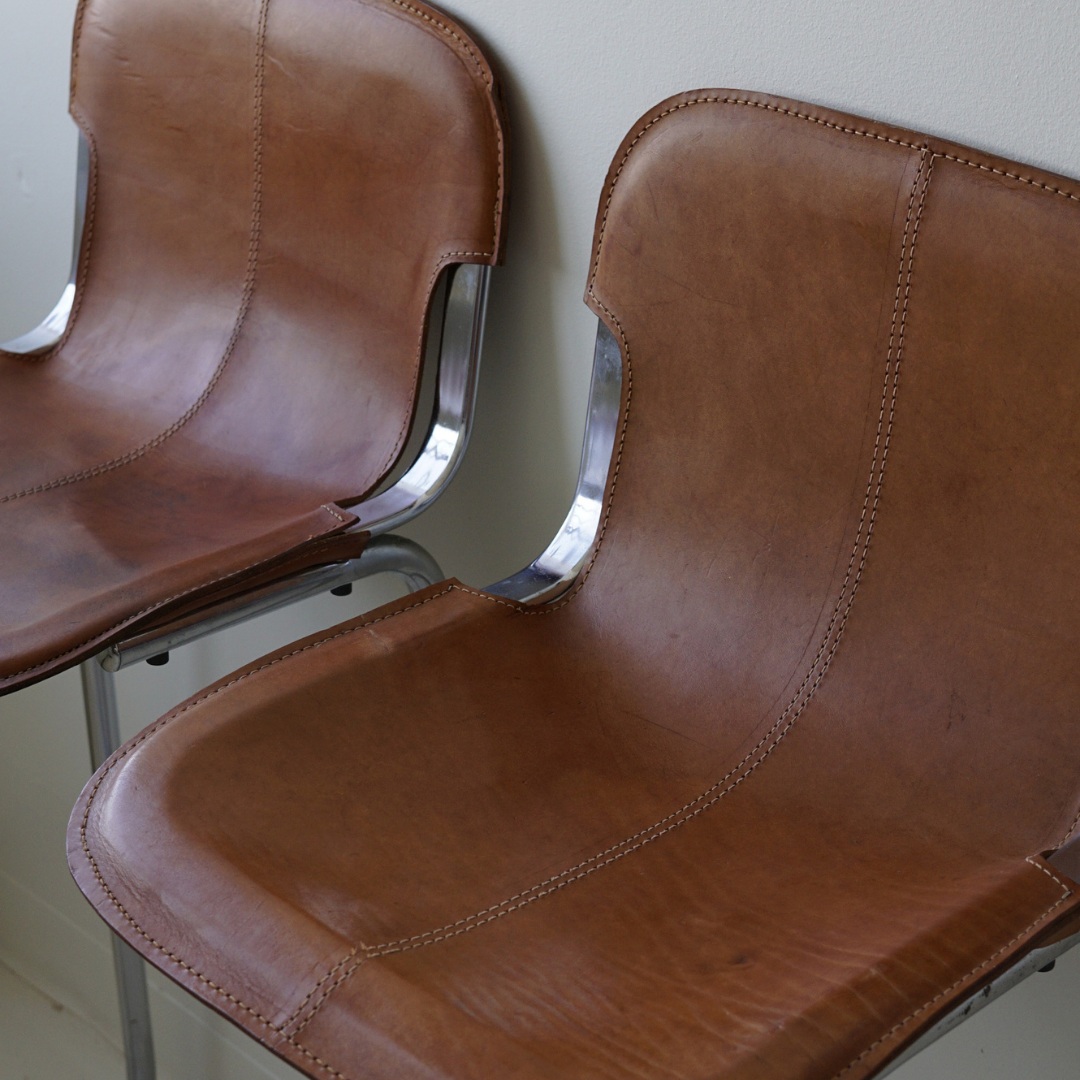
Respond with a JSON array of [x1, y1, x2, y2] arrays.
[[578, 91, 1080, 857], [55, 0, 505, 497]]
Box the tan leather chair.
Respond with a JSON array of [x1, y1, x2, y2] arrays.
[[1, 0, 506, 1076], [69, 91, 1080, 1080]]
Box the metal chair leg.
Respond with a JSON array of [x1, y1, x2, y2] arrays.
[[357, 533, 444, 592], [71, 534, 439, 1080], [81, 658, 157, 1080]]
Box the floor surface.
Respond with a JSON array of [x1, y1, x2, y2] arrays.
[[0, 959, 122, 1080]]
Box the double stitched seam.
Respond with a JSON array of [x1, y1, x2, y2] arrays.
[[384, 0, 504, 247], [0, 0, 272, 505], [77, 588, 458, 1080], [80, 100, 1058, 1075], [356, 138, 936, 960], [3, 506, 348, 682], [832, 858, 1074, 1079], [287, 955, 368, 1038], [362, 0, 505, 482], [279, 948, 363, 1036]]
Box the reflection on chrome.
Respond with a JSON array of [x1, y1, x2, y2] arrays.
[[1, 134, 89, 356], [354, 261, 490, 536], [394, 421, 457, 500], [1, 283, 75, 354], [487, 319, 622, 604], [534, 492, 603, 575]]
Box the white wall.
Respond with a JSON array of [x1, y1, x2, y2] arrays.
[[1, 0, 1079, 1077]]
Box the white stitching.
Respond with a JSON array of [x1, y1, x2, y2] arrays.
[[936, 152, 1080, 202], [280, 949, 361, 1035], [77, 588, 457, 1079], [2, 527, 352, 682], [288, 956, 366, 1038], [830, 857, 1073, 1079], [362, 151, 935, 957], [0, 0, 272, 505]]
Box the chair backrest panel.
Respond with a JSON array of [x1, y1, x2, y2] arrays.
[[578, 92, 1080, 855], [577, 97, 916, 750], [53, 0, 504, 496]]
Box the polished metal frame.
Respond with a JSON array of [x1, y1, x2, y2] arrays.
[[487, 321, 622, 604], [4, 134, 490, 1080], [491, 315, 1080, 1075], [0, 135, 89, 355], [12, 134, 1073, 1078]]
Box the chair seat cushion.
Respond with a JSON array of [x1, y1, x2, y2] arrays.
[[0, 0, 507, 694], [68, 583, 1080, 1080], [0, 427, 367, 692], [69, 87, 1080, 1078]]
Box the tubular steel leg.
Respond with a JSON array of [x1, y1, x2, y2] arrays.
[[81, 657, 157, 1080], [360, 533, 444, 592]]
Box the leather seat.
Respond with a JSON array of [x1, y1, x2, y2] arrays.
[[69, 91, 1080, 1080], [0, 0, 506, 694]]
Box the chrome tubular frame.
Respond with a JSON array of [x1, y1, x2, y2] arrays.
[[351, 259, 490, 535], [80, 661, 156, 1080], [878, 927, 1080, 1076], [11, 134, 492, 1080], [486, 320, 622, 604], [1, 134, 89, 355], [97, 535, 445, 672], [485, 314, 1080, 1071], [22, 133, 1073, 1079]]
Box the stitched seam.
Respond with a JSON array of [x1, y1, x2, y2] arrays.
[[284, 1037, 358, 1080], [1, 0, 272, 505], [831, 857, 1073, 1079], [288, 955, 366, 1037], [356, 0, 505, 485], [587, 96, 923, 293], [279, 948, 356, 1031], [1061, 803, 1080, 847], [69, 0, 91, 102], [359, 152, 934, 958], [382, 0, 503, 251], [586, 96, 1080, 296], [76, 589, 456, 1080], [369, 251, 493, 483], [3, 510, 348, 681], [937, 152, 1080, 202], [319, 502, 348, 524]]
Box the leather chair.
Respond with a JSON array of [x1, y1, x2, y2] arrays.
[[68, 91, 1080, 1080], [1, 0, 506, 1076]]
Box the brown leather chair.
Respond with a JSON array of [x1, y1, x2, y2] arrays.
[[2, 0, 506, 1076], [69, 91, 1080, 1080]]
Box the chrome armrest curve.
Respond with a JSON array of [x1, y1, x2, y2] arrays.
[[486, 319, 622, 604], [1, 132, 89, 355], [350, 261, 491, 536]]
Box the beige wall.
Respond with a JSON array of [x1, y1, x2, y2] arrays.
[[1, 1, 1078, 1077]]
